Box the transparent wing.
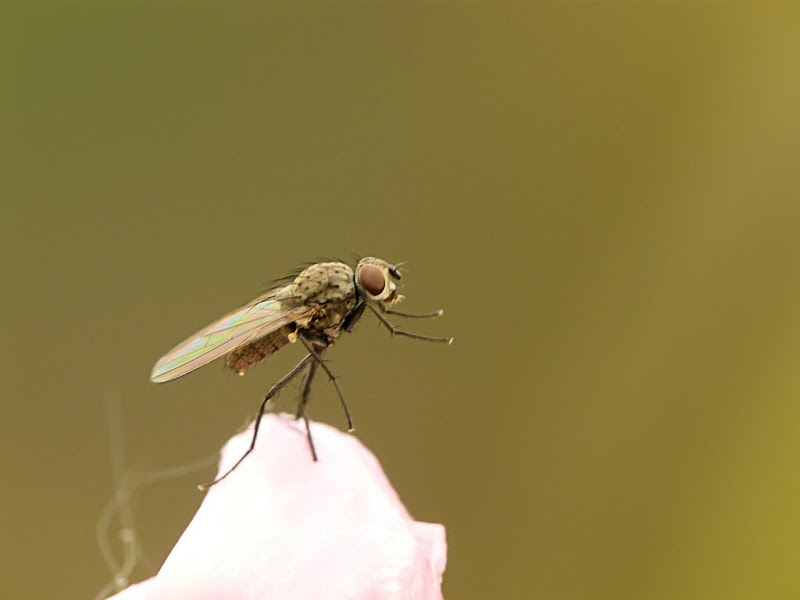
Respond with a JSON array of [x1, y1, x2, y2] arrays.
[[150, 292, 310, 383]]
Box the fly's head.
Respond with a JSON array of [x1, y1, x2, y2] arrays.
[[355, 257, 403, 306]]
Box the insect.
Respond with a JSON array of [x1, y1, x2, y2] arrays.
[[151, 257, 451, 487]]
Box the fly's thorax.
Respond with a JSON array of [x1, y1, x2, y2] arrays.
[[288, 262, 356, 307], [300, 305, 351, 342]]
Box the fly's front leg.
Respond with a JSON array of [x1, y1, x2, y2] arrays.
[[198, 353, 314, 489], [382, 307, 444, 319], [366, 304, 453, 344]]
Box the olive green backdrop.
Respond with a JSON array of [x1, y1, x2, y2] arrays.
[[4, 3, 800, 599]]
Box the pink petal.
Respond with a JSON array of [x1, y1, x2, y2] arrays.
[[108, 414, 447, 600]]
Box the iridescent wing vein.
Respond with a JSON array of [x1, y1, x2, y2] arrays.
[[150, 294, 310, 383]]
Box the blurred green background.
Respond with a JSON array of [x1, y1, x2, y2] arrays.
[[4, 3, 800, 599]]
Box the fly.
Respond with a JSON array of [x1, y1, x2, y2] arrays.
[[150, 257, 452, 487]]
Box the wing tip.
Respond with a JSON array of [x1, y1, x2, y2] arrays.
[[150, 363, 173, 383]]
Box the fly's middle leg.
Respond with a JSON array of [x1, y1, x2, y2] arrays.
[[299, 336, 354, 432], [296, 357, 320, 461], [295, 357, 319, 420]]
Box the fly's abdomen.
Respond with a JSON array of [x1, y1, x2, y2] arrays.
[[225, 326, 293, 375]]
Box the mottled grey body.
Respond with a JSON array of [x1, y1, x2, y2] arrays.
[[225, 262, 358, 374], [151, 255, 450, 486]]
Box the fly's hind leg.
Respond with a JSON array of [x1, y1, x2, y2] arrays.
[[198, 353, 315, 490]]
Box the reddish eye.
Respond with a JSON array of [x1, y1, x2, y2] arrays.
[[359, 265, 385, 296]]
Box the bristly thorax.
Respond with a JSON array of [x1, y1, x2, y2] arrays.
[[224, 262, 358, 375]]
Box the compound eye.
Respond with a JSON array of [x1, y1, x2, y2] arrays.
[[359, 264, 385, 296]]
